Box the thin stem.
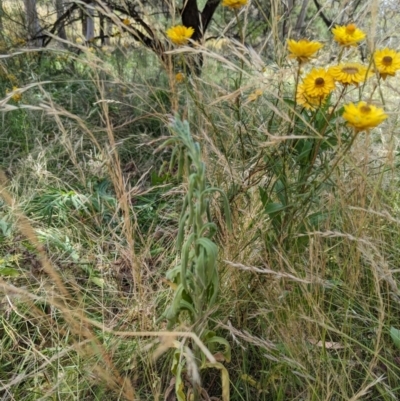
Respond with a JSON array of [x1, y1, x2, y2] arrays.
[[308, 86, 347, 168]]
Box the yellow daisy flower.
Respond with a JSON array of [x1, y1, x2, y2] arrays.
[[373, 48, 400, 80], [287, 39, 323, 63], [222, 0, 248, 8], [166, 25, 195, 46], [7, 86, 22, 102], [296, 83, 325, 109], [302, 68, 335, 98], [329, 63, 372, 86], [342, 101, 387, 132], [175, 72, 185, 83], [332, 23, 366, 47]]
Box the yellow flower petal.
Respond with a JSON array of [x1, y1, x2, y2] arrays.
[[342, 101, 387, 132]]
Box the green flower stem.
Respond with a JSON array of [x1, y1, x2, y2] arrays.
[[287, 62, 302, 136], [233, 8, 246, 165], [300, 85, 347, 193]]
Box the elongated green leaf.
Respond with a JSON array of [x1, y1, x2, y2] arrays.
[[0, 267, 20, 277], [179, 299, 196, 317], [90, 276, 105, 288], [171, 350, 186, 401], [181, 233, 195, 292], [195, 247, 207, 289], [198, 222, 218, 239], [264, 202, 285, 215], [390, 327, 400, 349], [205, 335, 231, 363], [171, 284, 185, 312], [200, 187, 232, 231], [196, 237, 218, 259], [259, 187, 269, 208], [274, 179, 287, 206]]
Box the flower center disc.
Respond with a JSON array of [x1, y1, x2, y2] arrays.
[[342, 67, 359, 74], [346, 24, 356, 34], [382, 56, 393, 66], [360, 105, 371, 113], [315, 77, 325, 86]]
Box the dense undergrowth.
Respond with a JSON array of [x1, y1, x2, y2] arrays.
[[1, 1, 400, 400]]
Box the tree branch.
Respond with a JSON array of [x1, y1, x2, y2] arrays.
[[181, 0, 201, 40], [313, 0, 332, 29], [201, 0, 220, 33]]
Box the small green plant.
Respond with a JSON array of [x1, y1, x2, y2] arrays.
[[158, 117, 232, 400]]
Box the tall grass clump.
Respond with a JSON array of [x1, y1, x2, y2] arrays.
[[1, 0, 400, 400]]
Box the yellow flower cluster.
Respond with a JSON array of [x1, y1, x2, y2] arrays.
[[286, 23, 399, 131]]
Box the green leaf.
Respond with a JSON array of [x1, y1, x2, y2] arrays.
[[171, 350, 186, 401], [390, 327, 400, 349], [151, 170, 165, 185], [264, 202, 285, 216], [307, 211, 328, 228], [205, 335, 231, 363], [0, 218, 12, 237], [0, 267, 20, 277], [273, 179, 287, 206], [296, 139, 313, 162], [90, 276, 105, 288], [259, 187, 271, 209]]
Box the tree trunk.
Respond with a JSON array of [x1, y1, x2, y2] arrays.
[[55, 0, 67, 40], [104, 18, 112, 45], [0, 0, 4, 34], [294, 0, 309, 36], [24, 0, 42, 47], [85, 3, 95, 42], [99, 13, 105, 45], [282, 0, 296, 39]]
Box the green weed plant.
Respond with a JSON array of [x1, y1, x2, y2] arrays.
[[158, 117, 232, 400]]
